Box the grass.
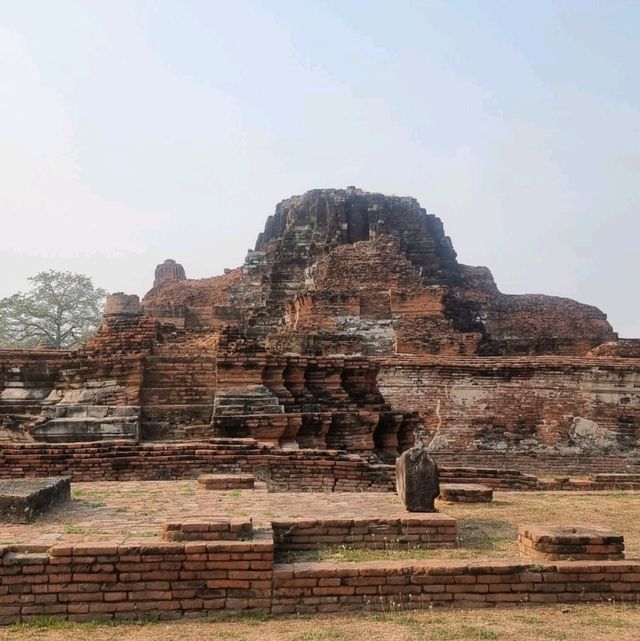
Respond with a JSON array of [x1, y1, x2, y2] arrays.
[[63, 525, 105, 536], [2, 604, 639, 641], [277, 545, 438, 564], [212, 633, 248, 640], [295, 632, 347, 641], [72, 489, 112, 502], [126, 530, 157, 538]]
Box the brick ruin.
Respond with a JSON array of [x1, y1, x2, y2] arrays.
[[4, 524, 640, 622], [1, 187, 639, 476]]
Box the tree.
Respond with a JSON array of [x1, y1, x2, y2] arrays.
[[0, 271, 106, 349]]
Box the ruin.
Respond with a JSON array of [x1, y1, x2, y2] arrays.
[[518, 525, 625, 561], [0, 188, 639, 624], [0, 187, 637, 477]]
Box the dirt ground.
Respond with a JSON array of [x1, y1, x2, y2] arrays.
[[1, 603, 639, 641]]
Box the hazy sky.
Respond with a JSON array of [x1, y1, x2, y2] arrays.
[[1, 1, 639, 336]]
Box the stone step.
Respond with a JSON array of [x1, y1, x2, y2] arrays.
[[212, 385, 286, 419], [30, 417, 140, 443], [215, 406, 284, 416], [214, 396, 281, 406], [54, 405, 139, 419], [0, 402, 47, 415]]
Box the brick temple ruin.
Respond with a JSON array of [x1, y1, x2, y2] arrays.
[[1, 187, 639, 479], [2, 188, 640, 624]]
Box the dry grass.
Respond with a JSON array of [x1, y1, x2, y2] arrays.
[[1, 603, 639, 641]]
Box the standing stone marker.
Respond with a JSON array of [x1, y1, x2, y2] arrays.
[[396, 443, 440, 512]]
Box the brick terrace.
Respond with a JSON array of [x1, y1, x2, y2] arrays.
[[1, 483, 640, 623], [0, 483, 639, 560], [0, 481, 439, 548]]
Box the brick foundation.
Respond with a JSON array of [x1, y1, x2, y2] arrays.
[[518, 526, 625, 561], [2, 439, 640, 493], [271, 559, 640, 613], [439, 484, 493, 503], [3, 535, 640, 624], [0, 532, 274, 625], [0, 477, 70, 523], [272, 514, 457, 551], [197, 474, 255, 490], [161, 518, 254, 542]]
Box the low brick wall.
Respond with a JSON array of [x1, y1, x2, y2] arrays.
[[2, 539, 640, 623], [0, 532, 273, 625], [538, 474, 640, 491], [438, 467, 537, 490], [430, 452, 640, 476], [161, 518, 253, 542], [518, 526, 625, 561], [272, 515, 457, 551], [0, 439, 639, 492], [272, 560, 640, 613], [0, 440, 393, 492], [197, 474, 255, 490]]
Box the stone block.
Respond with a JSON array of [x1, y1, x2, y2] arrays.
[[395, 445, 439, 512], [0, 477, 71, 523], [439, 483, 493, 503]]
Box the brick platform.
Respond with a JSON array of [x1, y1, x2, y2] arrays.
[[0, 532, 274, 625], [161, 518, 253, 542], [197, 474, 255, 490], [2, 538, 640, 623], [439, 484, 493, 503], [0, 477, 70, 523], [271, 559, 640, 613], [538, 473, 640, 491], [272, 514, 457, 551], [3, 440, 640, 493], [518, 525, 625, 561]]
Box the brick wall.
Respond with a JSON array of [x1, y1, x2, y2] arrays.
[[378, 357, 640, 456], [430, 452, 640, 476], [2, 535, 640, 623], [0, 440, 394, 490], [0, 533, 273, 624], [272, 514, 456, 551], [161, 518, 253, 542], [271, 559, 640, 614], [1, 439, 639, 490]]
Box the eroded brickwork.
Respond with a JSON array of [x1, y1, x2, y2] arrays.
[[141, 188, 617, 357], [1, 546, 638, 624], [0, 188, 637, 471]]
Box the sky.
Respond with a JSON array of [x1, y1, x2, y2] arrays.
[[1, 0, 639, 336]]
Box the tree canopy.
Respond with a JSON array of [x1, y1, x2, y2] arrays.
[[0, 271, 106, 349]]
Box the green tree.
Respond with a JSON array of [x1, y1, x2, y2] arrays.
[[0, 271, 106, 349]]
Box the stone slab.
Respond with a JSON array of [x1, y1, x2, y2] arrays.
[[439, 483, 493, 503], [0, 477, 71, 523]]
